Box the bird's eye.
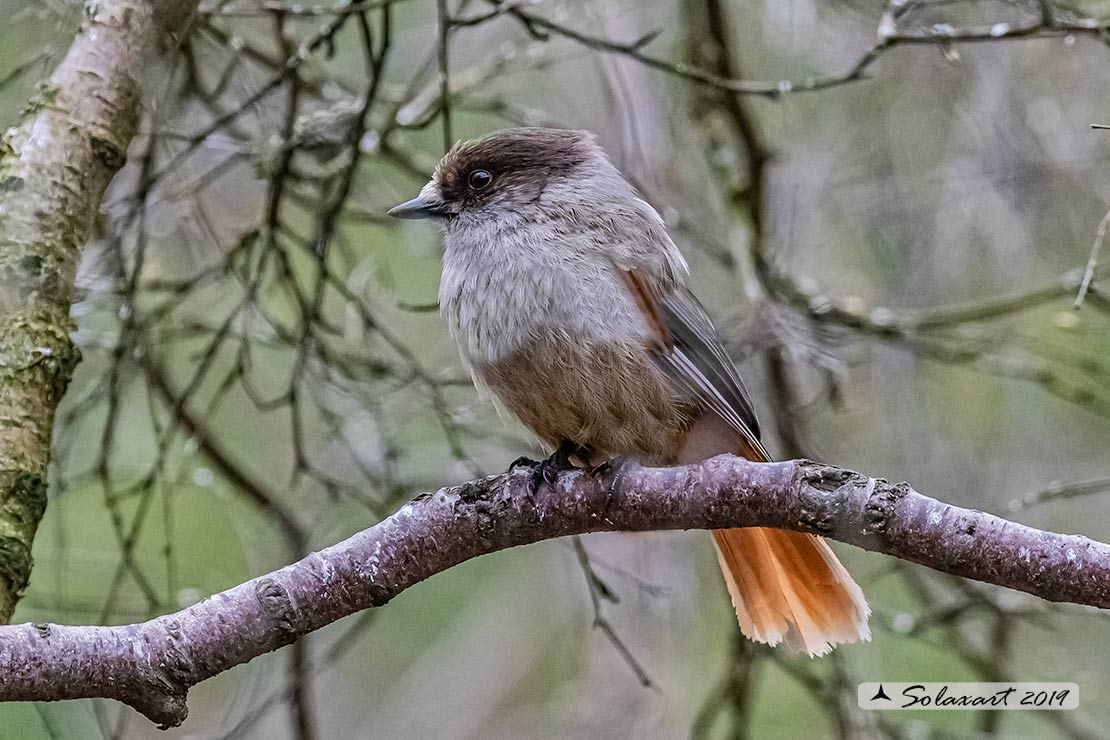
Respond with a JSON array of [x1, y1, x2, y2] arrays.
[[468, 169, 493, 190]]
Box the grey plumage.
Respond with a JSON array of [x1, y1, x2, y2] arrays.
[[432, 128, 764, 459]]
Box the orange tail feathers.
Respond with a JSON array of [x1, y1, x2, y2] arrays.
[[712, 527, 871, 656], [678, 416, 870, 654]]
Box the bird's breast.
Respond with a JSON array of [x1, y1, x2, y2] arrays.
[[438, 229, 647, 367], [438, 224, 698, 459]]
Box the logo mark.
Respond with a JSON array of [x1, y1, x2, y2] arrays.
[[870, 684, 892, 702]]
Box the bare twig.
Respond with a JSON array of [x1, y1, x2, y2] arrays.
[[1075, 208, 1109, 310], [570, 536, 654, 688]]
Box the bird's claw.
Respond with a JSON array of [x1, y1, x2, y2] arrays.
[[509, 443, 580, 490], [507, 455, 541, 473], [591, 456, 634, 508], [589, 459, 613, 478], [533, 455, 567, 488]]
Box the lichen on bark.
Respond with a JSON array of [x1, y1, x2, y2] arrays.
[[0, 0, 197, 623]]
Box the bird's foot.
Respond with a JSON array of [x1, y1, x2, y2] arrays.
[[507, 455, 541, 473], [510, 442, 581, 490], [589, 458, 614, 478], [535, 443, 578, 488], [591, 456, 635, 507], [590, 455, 634, 478]]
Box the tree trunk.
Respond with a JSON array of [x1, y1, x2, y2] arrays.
[[0, 0, 199, 623]]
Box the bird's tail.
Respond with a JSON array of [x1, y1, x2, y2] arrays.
[[711, 434, 870, 656], [677, 415, 871, 655], [711, 527, 870, 656]]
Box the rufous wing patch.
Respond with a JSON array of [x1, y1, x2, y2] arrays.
[[618, 268, 672, 354]]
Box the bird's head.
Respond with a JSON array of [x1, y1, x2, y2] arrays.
[[388, 127, 618, 227]]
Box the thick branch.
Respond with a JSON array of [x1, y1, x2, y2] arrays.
[[0, 0, 199, 622], [1, 455, 1108, 727]]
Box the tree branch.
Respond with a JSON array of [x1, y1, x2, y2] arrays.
[[0, 0, 200, 623], [1, 455, 1108, 728]]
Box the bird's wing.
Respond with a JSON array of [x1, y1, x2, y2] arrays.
[[618, 268, 770, 460]]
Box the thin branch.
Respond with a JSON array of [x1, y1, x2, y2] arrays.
[[203, 0, 409, 18], [2, 455, 1110, 728], [1075, 207, 1109, 310], [436, 0, 453, 150], [494, 2, 1110, 100], [1008, 477, 1110, 512], [570, 536, 654, 688]]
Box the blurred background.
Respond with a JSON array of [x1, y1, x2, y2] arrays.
[[1, 0, 1109, 737]]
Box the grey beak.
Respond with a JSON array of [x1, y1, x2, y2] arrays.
[[387, 196, 444, 220]]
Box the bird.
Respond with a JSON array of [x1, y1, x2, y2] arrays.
[[389, 127, 870, 655]]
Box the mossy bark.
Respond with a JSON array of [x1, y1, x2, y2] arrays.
[[0, 0, 197, 623]]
